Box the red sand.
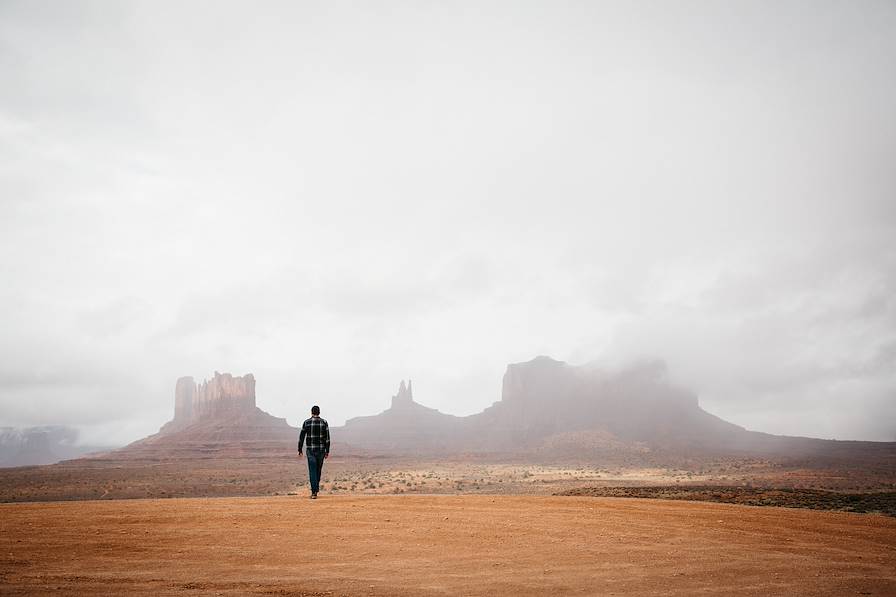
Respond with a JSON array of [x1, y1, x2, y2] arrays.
[[1, 495, 894, 596]]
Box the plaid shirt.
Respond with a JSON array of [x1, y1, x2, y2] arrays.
[[298, 416, 330, 455]]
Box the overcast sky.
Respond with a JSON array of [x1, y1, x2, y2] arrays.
[[1, 1, 894, 445]]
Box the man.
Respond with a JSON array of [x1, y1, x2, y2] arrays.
[[298, 405, 330, 499]]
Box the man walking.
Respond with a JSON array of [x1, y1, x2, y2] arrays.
[[298, 405, 330, 499]]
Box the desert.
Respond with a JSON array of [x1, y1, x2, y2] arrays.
[[4, 3, 896, 594], [2, 366, 895, 595], [3, 495, 895, 596]]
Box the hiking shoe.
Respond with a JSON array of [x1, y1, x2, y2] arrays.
[[311, 493, 317, 499]]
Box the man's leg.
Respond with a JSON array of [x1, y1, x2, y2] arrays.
[[315, 451, 325, 494], [306, 451, 320, 495]]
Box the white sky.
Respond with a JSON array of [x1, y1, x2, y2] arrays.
[[1, 1, 894, 445]]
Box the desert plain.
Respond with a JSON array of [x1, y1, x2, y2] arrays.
[[2, 493, 895, 596], [2, 451, 896, 596], [3, 367, 894, 595]]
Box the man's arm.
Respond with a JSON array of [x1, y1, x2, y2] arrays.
[[324, 421, 331, 457], [298, 422, 306, 454]]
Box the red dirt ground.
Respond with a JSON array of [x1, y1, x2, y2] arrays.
[[1, 495, 894, 596]]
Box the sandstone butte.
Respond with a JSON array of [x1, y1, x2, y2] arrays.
[[121, 372, 298, 458]]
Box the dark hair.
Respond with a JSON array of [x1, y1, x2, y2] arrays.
[[311, 405, 320, 415]]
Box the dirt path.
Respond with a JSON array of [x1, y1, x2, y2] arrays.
[[1, 495, 894, 596]]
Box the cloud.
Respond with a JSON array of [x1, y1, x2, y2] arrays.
[[1, 1, 894, 443]]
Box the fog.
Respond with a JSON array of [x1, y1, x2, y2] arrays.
[[1, 1, 894, 445]]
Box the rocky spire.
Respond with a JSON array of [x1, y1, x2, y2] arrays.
[[391, 379, 414, 409]]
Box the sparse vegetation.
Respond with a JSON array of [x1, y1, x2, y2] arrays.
[[1, 453, 894, 503], [556, 486, 896, 516]]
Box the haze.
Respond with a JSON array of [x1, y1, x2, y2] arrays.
[[1, 1, 894, 446]]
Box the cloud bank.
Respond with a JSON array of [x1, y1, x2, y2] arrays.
[[1, 1, 894, 444]]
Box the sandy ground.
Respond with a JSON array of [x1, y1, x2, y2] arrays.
[[3, 455, 893, 503], [1, 495, 894, 596]]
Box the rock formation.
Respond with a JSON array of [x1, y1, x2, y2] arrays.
[[121, 372, 300, 458], [340, 380, 459, 452], [167, 372, 257, 433], [468, 356, 738, 452], [338, 356, 757, 455], [392, 380, 414, 409], [112, 362, 889, 463]]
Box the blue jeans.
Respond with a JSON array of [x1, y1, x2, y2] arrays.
[[306, 449, 325, 494]]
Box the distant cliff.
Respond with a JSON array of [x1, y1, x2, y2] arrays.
[[161, 372, 258, 434], [469, 356, 742, 451], [340, 380, 460, 452], [336, 356, 893, 461], [337, 356, 733, 454], [120, 372, 298, 457], [117, 361, 893, 463], [0, 426, 109, 467]]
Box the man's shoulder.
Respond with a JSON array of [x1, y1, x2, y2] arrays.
[[302, 417, 314, 426]]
